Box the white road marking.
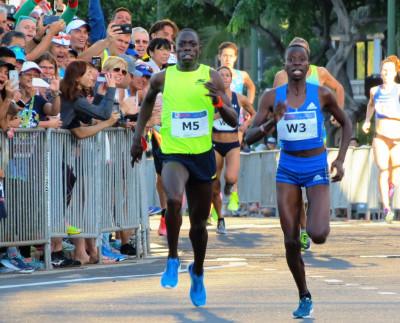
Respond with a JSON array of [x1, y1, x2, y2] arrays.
[[0, 262, 247, 290], [308, 276, 325, 278], [377, 292, 396, 295], [345, 284, 358, 286], [324, 279, 343, 283], [263, 269, 276, 271], [360, 287, 378, 290]]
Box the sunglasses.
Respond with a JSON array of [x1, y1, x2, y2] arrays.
[[8, 46, 26, 54], [7, 24, 14, 31], [113, 67, 127, 76], [19, 16, 37, 23], [54, 33, 71, 41], [136, 64, 153, 73]]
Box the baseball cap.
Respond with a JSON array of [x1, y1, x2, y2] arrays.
[[52, 32, 70, 46], [267, 137, 277, 144], [126, 42, 139, 57], [21, 61, 42, 74], [8, 46, 26, 62], [119, 54, 141, 77], [66, 19, 91, 34], [135, 62, 153, 77]]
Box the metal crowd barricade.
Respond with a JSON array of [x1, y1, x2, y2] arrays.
[[46, 129, 101, 267], [0, 129, 49, 264], [99, 129, 149, 258]]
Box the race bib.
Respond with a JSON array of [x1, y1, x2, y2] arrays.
[[277, 111, 318, 141], [171, 110, 209, 138], [213, 118, 236, 131]]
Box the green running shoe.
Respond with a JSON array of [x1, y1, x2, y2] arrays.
[[301, 232, 311, 251], [228, 192, 239, 211]]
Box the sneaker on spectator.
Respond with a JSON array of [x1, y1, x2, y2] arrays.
[[101, 245, 126, 262], [120, 242, 136, 257], [161, 257, 180, 289], [28, 258, 45, 270], [62, 240, 75, 251], [187, 262, 206, 307], [51, 250, 78, 267], [0, 253, 35, 273], [66, 224, 82, 235], [158, 217, 167, 236], [228, 192, 239, 211], [111, 240, 122, 250]]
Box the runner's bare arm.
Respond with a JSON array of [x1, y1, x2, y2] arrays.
[[244, 89, 278, 145], [131, 71, 165, 165], [237, 93, 256, 132], [242, 71, 256, 104], [320, 87, 352, 182], [204, 69, 238, 128]]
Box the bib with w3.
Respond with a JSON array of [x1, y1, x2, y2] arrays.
[[277, 111, 318, 141]]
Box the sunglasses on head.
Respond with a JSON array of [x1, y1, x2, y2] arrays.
[[136, 64, 153, 73], [8, 46, 26, 54], [19, 16, 37, 23], [113, 67, 127, 75], [54, 33, 71, 41]]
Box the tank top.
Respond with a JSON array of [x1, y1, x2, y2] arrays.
[[212, 92, 240, 133], [275, 83, 325, 151], [373, 84, 400, 120], [230, 69, 244, 94], [161, 64, 215, 154], [307, 65, 320, 86]]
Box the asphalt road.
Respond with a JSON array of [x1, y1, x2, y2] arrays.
[[1, 216, 400, 323]]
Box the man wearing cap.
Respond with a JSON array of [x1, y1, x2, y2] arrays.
[[7, 46, 25, 72], [49, 32, 70, 75], [18, 61, 61, 128], [66, 19, 91, 54]]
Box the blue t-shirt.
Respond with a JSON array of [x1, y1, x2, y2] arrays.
[[18, 95, 48, 128]]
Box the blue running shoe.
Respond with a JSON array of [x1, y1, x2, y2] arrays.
[[161, 258, 180, 289], [293, 296, 313, 319], [101, 245, 126, 262], [0, 253, 35, 273], [187, 262, 206, 307]]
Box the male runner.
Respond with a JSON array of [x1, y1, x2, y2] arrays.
[[131, 29, 238, 307]]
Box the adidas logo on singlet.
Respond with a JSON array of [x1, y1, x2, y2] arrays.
[[306, 102, 317, 110]]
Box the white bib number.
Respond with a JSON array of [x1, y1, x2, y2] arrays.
[[213, 118, 235, 131], [277, 111, 318, 141], [171, 110, 209, 138]]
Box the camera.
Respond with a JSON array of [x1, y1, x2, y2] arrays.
[[114, 24, 132, 34], [92, 56, 102, 72], [43, 15, 60, 26]]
